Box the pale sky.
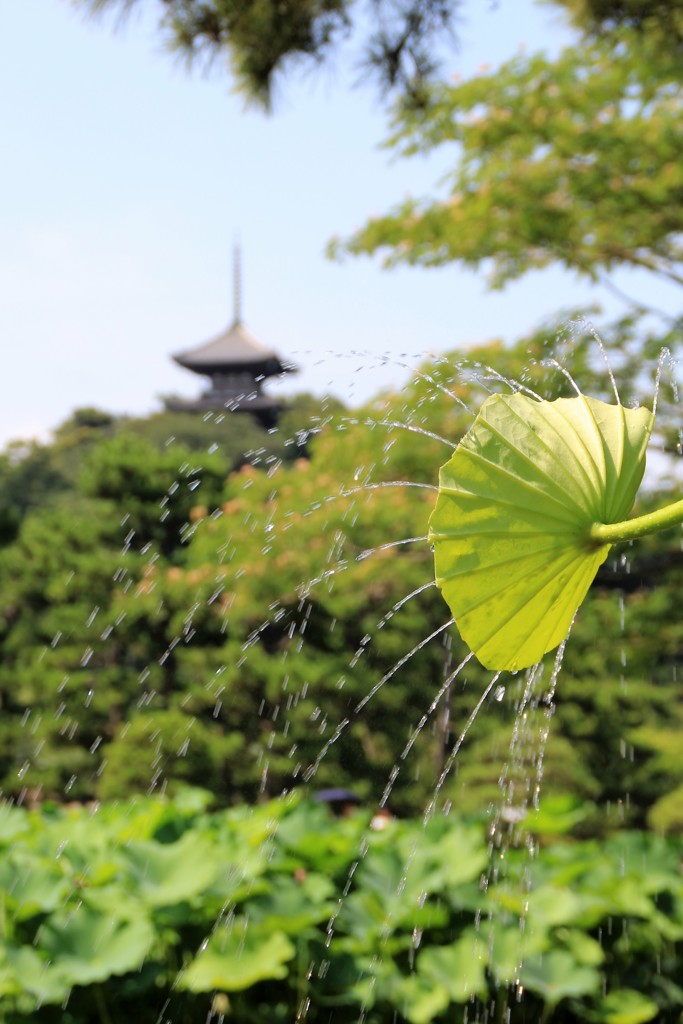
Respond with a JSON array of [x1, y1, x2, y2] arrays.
[[1, 1, 677, 447]]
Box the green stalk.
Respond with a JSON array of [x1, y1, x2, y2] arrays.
[[589, 497, 683, 545], [93, 984, 114, 1024]]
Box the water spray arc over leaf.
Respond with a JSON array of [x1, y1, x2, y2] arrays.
[[429, 392, 660, 672]]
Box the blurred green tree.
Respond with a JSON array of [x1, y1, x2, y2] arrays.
[[72, 0, 683, 106], [332, 23, 683, 321]]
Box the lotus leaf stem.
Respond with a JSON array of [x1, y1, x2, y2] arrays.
[[590, 498, 683, 545]]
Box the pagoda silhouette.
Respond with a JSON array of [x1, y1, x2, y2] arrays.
[[166, 250, 297, 426]]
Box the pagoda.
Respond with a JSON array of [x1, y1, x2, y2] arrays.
[[167, 250, 297, 426]]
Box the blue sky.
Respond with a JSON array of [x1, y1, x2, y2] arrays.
[[1, 1, 676, 447]]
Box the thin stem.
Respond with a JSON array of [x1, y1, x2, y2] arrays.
[[93, 984, 114, 1024], [590, 498, 683, 545]]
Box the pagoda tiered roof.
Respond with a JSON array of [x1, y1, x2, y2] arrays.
[[173, 318, 295, 378]]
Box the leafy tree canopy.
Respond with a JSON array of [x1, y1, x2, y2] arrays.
[[332, 25, 683, 306], [71, 0, 683, 106], [556, 0, 683, 43], [74, 0, 457, 106], [0, 395, 340, 545]]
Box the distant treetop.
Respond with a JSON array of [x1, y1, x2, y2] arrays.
[[74, 0, 683, 107], [74, 0, 459, 107]]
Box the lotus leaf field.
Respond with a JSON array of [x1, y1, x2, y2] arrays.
[[0, 790, 681, 1023]]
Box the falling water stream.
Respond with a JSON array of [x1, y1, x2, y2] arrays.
[[6, 325, 683, 1022], [211, 336, 675, 1021]]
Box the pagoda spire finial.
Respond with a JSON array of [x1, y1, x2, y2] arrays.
[[232, 241, 242, 326]]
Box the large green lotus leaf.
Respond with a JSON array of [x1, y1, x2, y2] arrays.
[[417, 932, 488, 1002], [594, 989, 659, 1024], [556, 928, 605, 967], [519, 950, 601, 1005], [483, 922, 549, 986], [385, 974, 451, 1024], [524, 884, 586, 928], [403, 819, 489, 891], [429, 393, 653, 670], [0, 805, 30, 844], [0, 944, 72, 1006], [338, 889, 449, 947], [248, 873, 335, 933], [37, 902, 155, 985], [178, 918, 295, 992], [120, 832, 220, 906], [353, 846, 457, 931], [0, 854, 70, 919]]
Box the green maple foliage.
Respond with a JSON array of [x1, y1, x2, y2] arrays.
[[332, 29, 683, 294]]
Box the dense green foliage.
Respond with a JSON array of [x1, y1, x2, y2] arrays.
[[0, 399, 326, 546], [333, 20, 683, 308], [558, 0, 683, 43], [1, 327, 683, 834], [1, 789, 682, 1023]]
